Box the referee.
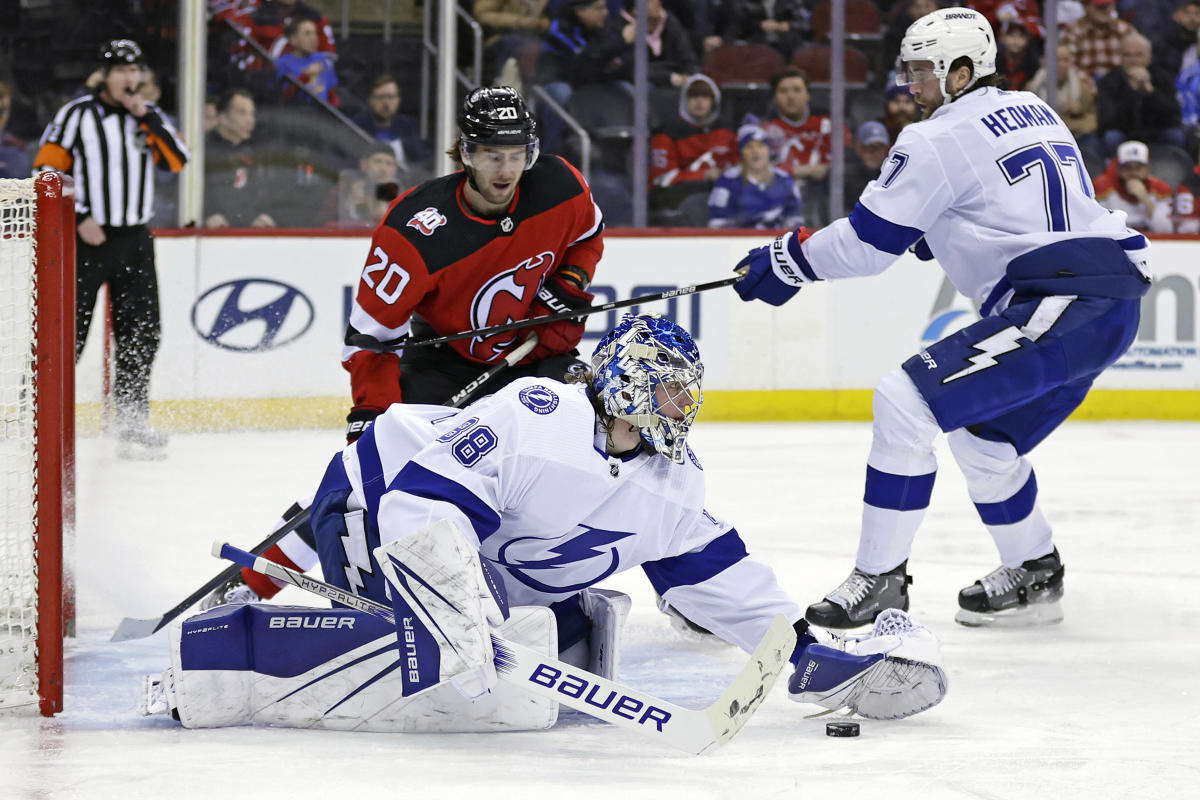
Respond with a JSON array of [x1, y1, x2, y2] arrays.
[[34, 39, 188, 459]]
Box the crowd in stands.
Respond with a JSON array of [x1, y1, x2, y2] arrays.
[[3, 0, 1200, 234]]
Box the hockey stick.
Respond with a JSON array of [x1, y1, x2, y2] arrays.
[[113, 336, 539, 644], [213, 540, 795, 755], [446, 333, 538, 408], [349, 270, 747, 353], [109, 504, 312, 642]]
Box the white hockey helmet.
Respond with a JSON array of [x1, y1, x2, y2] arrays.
[[896, 7, 996, 99]]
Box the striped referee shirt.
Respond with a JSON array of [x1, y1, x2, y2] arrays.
[[34, 93, 189, 228]]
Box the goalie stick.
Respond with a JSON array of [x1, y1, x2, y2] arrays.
[[213, 540, 796, 755], [446, 332, 538, 407], [348, 270, 748, 353], [109, 504, 312, 642]]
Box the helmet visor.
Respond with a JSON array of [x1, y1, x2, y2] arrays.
[[894, 59, 938, 86], [461, 138, 540, 172]]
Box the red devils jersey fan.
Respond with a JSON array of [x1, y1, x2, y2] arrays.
[[342, 85, 604, 441]]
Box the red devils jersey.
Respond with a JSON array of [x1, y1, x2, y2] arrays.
[[1175, 165, 1200, 234], [343, 155, 604, 412], [649, 117, 738, 188]]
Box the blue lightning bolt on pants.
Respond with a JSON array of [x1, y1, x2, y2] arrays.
[[854, 291, 1143, 573]]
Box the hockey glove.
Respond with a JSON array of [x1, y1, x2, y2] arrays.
[[527, 268, 594, 361], [345, 407, 381, 443], [788, 609, 947, 720], [733, 226, 819, 306]]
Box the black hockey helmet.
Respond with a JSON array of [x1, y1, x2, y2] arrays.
[[99, 39, 146, 72], [458, 86, 539, 171]]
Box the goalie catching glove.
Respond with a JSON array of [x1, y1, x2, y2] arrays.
[[734, 226, 819, 307], [526, 266, 594, 361], [789, 609, 947, 720]]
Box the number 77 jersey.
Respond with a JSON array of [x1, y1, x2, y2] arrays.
[[803, 87, 1143, 307]]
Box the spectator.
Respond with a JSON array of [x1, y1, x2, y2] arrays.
[[648, 74, 737, 217], [204, 88, 276, 228], [617, 0, 698, 89], [996, 20, 1041, 90], [474, 0, 550, 86], [843, 120, 891, 201], [708, 118, 803, 230], [535, 0, 629, 156], [0, 80, 32, 179], [970, 0, 1044, 35], [350, 74, 428, 174], [1179, 57, 1200, 153], [882, 81, 919, 142], [330, 142, 401, 229], [1027, 42, 1100, 151], [1061, 0, 1135, 80], [1174, 146, 1200, 232], [276, 18, 339, 105], [1093, 139, 1175, 232], [251, 0, 336, 59], [1150, 0, 1200, 78], [885, 0, 940, 69], [1097, 32, 1185, 155], [762, 67, 848, 189], [719, 1, 808, 61], [204, 96, 219, 133]]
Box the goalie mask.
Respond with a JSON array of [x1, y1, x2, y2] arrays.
[[896, 8, 996, 100], [458, 86, 539, 173], [590, 313, 703, 464]]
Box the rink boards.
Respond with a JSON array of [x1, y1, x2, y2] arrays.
[[73, 230, 1200, 430]]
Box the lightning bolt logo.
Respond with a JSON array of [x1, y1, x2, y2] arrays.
[[340, 512, 373, 595], [495, 525, 635, 593], [942, 326, 1026, 384]]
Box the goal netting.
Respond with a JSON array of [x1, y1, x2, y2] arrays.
[[0, 174, 74, 716]]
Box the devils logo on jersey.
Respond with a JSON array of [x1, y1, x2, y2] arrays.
[[407, 207, 448, 236], [467, 251, 555, 361]]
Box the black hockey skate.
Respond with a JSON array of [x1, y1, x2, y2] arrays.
[[955, 548, 1064, 627], [805, 561, 912, 629]]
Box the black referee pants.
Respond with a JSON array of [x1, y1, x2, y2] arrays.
[[75, 224, 161, 426]]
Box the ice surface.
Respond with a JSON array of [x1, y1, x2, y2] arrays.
[[1, 421, 1197, 799]]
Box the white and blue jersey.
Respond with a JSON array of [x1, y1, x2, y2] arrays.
[[310, 377, 801, 654], [708, 166, 804, 231], [803, 87, 1150, 315]]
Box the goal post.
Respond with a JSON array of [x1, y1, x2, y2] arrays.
[[0, 172, 76, 716]]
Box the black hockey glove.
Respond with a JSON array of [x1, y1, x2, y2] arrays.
[[345, 408, 380, 443]]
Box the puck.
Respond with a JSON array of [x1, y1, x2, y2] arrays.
[[826, 721, 860, 737]]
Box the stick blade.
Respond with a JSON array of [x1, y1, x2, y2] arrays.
[[700, 614, 796, 753], [110, 615, 167, 642]]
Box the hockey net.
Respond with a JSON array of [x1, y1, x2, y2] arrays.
[[0, 173, 75, 716]]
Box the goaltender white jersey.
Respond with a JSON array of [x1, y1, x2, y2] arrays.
[[803, 87, 1145, 305], [336, 377, 801, 653]]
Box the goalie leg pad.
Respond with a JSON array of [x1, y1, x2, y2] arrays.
[[163, 603, 558, 732], [374, 519, 509, 702], [790, 609, 948, 720]]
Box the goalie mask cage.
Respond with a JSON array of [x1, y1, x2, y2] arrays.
[[0, 173, 75, 716]]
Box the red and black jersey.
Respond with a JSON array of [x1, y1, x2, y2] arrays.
[[1175, 165, 1200, 234], [649, 116, 738, 188], [343, 154, 604, 412]]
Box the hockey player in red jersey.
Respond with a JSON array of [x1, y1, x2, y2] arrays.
[[202, 86, 605, 610], [343, 85, 604, 432]]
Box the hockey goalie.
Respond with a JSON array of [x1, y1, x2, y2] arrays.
[[142, 314, 948, 734]]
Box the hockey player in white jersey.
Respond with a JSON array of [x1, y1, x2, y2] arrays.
[[141, 314, 948, 733], [732, 8, 1152, 629]]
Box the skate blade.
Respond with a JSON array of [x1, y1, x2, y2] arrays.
[[954, 599, 1063, 628], [139, 675, 166, 716]]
